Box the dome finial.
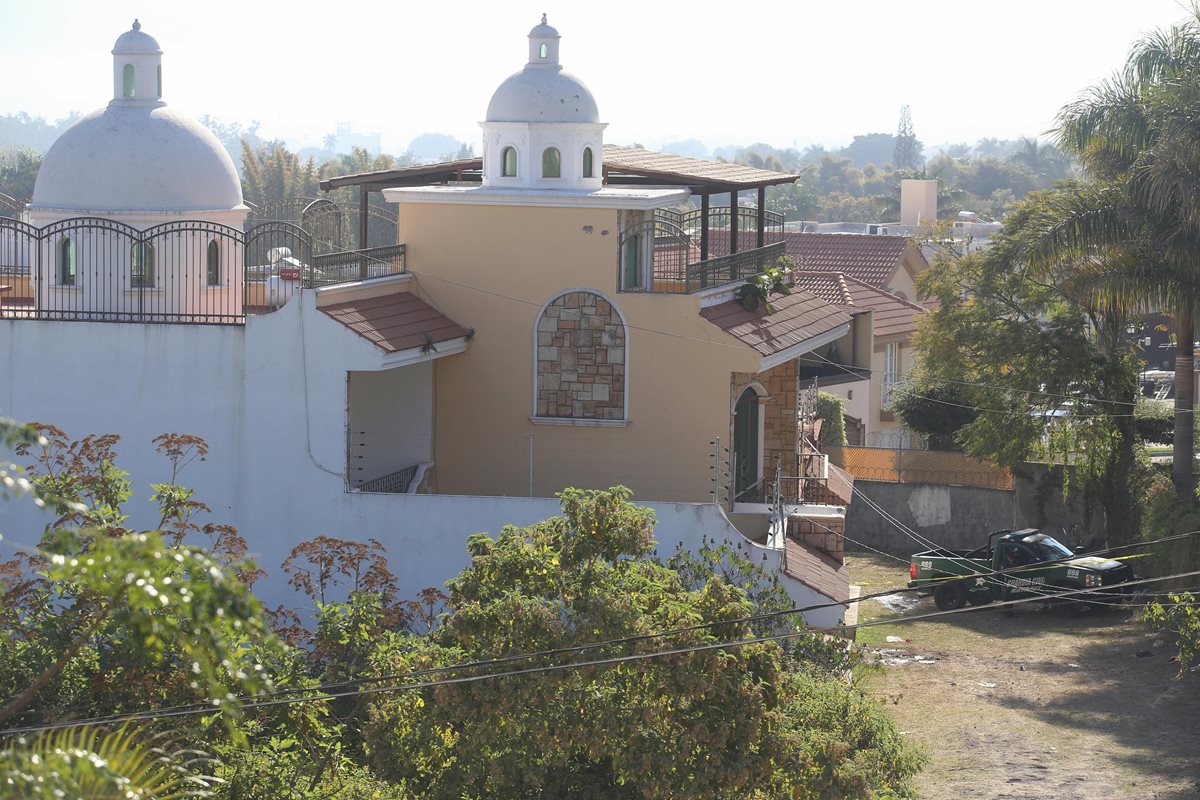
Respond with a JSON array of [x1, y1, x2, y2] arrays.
[[132, 19, 141, 31], [540, 13, 547, 24]]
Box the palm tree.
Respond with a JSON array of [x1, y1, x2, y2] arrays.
[[1048, 11, 1200, 497], [0, 725, 218, 798]]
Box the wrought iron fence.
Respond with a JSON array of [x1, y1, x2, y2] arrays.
[[619, 207, 788, 295], [311, 244, 406, 286], [245, 196, 398, 253], [825, 445, 1013, 490], [686, 241, 787, 291], [0, 216, 406, 324]]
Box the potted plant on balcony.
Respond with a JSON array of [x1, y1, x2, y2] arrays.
[[734, 259, 794, 314]]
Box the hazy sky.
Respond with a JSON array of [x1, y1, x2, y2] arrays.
[[1, 0, 1195, 154]]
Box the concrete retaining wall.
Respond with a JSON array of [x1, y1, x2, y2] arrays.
[[845, 463, 1094, 554]]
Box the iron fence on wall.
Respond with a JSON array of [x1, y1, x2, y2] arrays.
[[0, 216, 406, 324]]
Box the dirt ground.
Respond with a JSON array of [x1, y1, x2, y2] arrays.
[[849, 552, 1200, 800]]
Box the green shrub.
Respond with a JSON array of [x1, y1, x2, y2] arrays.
[[815, 391, 848, 449]]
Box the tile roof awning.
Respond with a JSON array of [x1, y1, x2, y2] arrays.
[[791, 272, 926, 339], [701, 288, 856, 370], [320, 291, 472, 364], [318, 145, 799, 194]]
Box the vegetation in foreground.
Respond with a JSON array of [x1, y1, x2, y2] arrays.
[[0, 420, 922, 799]]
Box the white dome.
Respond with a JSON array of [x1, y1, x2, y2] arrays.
[[112, 20, 161, 54], [485, 16, 599, 124], [31, 104, 243, 213], [486, 69, 599, 124]]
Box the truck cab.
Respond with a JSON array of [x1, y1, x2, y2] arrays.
[[908, 528, 1135, 611]]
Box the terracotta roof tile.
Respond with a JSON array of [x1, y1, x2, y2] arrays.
[[320, 291, 471, 354], [603, 145, 799, 188], [840, 275, 927, 339], [784, 537, 850, 604], [783, 232, 914, 288], [700, 288, 854, 358], [792, 273, 853, 306]]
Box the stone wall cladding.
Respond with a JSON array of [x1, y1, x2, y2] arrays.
[[728, 360, 799, 496], [536, 291, 626, 420]]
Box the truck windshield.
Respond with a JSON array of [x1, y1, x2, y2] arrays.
[[1020, 535, 1073, 562]]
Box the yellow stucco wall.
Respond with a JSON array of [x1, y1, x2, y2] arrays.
[[396, 201, 761, 501]]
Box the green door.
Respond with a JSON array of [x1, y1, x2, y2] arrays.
[[734, 387, 760, 500]]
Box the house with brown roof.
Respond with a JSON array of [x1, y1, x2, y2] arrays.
[[791, 267, 929, 445]]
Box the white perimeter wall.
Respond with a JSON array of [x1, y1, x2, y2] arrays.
[[0, 295, 843, 628]]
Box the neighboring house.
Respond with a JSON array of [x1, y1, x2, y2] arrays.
[[776, 233, 930, 445], [782, 231, 929, 301], [0, 18, 863, 626]]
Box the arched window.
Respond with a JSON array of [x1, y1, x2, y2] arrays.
[[542, 147, 561, 178], [535, 291, 627, 421], [582, 147, 594, 178], [539, 43, 548, 59], [131, 242, 154, 288], [59, 238, 76, 286], [123, 64, 135, 98], [156, 64, 162, 98], [501, 146, 518, 177], [206, 240, 220, 286]]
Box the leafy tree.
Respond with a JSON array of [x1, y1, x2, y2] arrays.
[[912, 188, 1143, 543], [891, 384, 979, 451], [363, 487, 922, 800], [0, 148, 40, 206], [893, 106, 923, 170], [1046, 10, 1200, 497], [0, 424, 280, 731], [814, 392, 848, 449], [240, 140, 320, 208]]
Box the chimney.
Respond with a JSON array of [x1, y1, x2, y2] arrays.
[[899, 179, 938, 227]]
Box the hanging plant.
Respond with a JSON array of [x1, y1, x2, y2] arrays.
[[733, 260, 794, 314]]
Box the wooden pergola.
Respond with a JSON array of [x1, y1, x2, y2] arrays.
[[318, 146, 798, 255]]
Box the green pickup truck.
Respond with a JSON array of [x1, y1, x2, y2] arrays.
[[908, 528, 1136, 611]]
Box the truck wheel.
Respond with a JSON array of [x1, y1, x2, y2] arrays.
[[934, 581, 968, 611]]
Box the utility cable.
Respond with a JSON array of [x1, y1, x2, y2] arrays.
[[3, 567, 1198, 738]]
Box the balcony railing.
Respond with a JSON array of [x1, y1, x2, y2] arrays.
[[311, 244, 406, 286], [686, 242, 787, 291], [355, 464, 420, 494], [0, 217, 406, 325], [619, 209, 787, 295]]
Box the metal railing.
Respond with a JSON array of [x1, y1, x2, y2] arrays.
[[356, 464, 419, 494], [311, 244, 406, 286], [0, 216, 406, 324], [619, 208, 788, 295], [685, 241, 786, 292]]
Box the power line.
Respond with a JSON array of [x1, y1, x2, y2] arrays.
[[4, 566, 1197, 738]]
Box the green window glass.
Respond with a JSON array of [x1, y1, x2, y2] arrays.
[[502, 146, 517, 177], [131, 243, 154, 288], [582, 147, 594, 178], [206, 240, 220, 286], [60, 238, 76, 286], [622, 234, 641, 289], [542, 147, 561, 178], [123, 64, 135, 98], [539, 43, 548, 58]]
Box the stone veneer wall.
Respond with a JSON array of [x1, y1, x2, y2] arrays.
[[536, 291, 626, 420], [728, 360, 799, 496]]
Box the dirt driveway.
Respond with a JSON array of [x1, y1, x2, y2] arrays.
[[850, 553, 1200, 800]]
